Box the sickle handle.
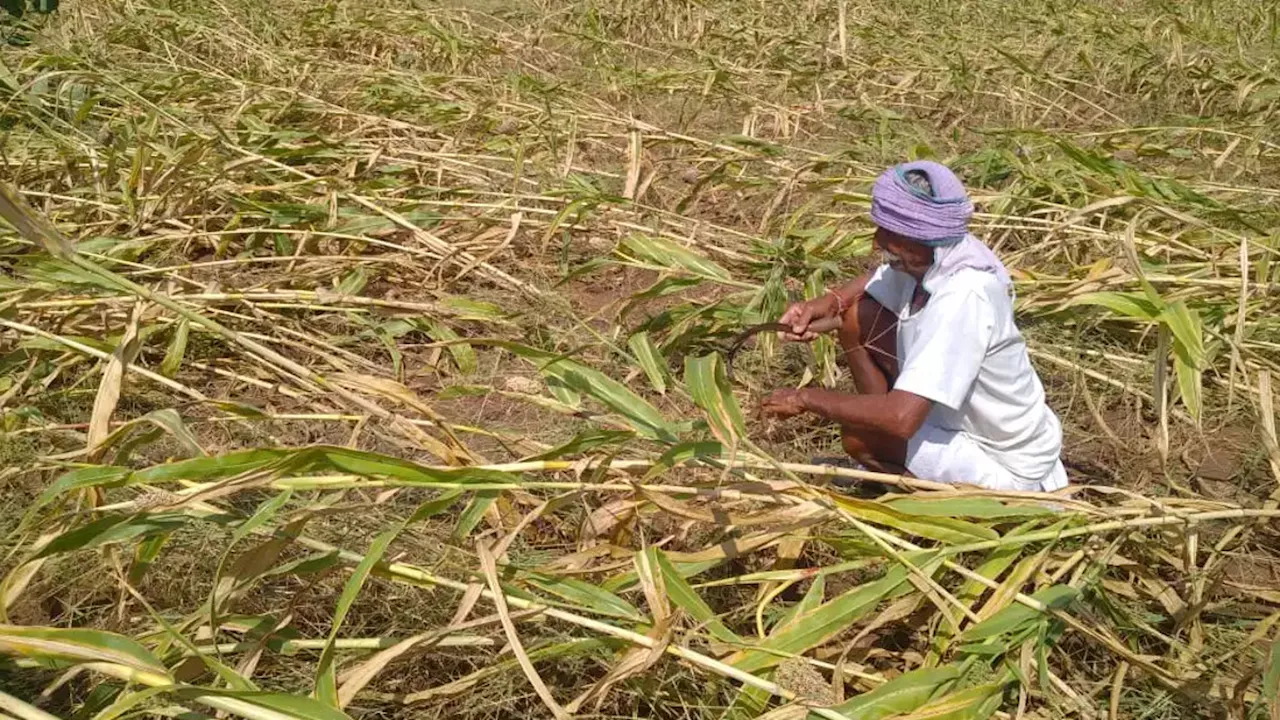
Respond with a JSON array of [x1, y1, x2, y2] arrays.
[[724, 313, 849, 382], [805, 315, 845, 334]]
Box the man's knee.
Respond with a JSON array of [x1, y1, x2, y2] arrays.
[[846, 294, 898, 379], [841, 427, 907, 471], [856, 295, 895, 342]]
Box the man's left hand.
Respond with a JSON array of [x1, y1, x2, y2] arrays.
[[759, 388, 808, 419]]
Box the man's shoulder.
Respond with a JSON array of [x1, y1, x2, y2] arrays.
[[934, 269, 1009, 302]]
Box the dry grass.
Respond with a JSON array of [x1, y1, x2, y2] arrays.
[[1, 0, 1279, 719]]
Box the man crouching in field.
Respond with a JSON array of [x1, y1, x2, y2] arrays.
[[759, 161, 1067, 493]]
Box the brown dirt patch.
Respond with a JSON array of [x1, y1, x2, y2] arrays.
[[1221, 553, 1280, 588], [560, 261, 738, 332], [1183, 423, 1256, 485], [563, 265, 660, 319]]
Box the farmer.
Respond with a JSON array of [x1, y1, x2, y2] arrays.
[[760, 161, 1067, 492]]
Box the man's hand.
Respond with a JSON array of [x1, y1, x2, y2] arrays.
[[777, 297, 836, 342], [777, 275, 871, 343], [759, 388, 808, 419]]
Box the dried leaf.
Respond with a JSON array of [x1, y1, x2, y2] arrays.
[[88, 303, 146, 455], [476, 544, 569, 719]]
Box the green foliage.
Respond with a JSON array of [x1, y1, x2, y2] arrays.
[[0, 625, 168, 675], [1, 0, 57, 18], [684, 353, 747, 446], [1, 0, 1277, 718], [824, 665, 960, 720]]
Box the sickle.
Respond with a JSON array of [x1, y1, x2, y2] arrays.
[[724, 315, 844, 382]]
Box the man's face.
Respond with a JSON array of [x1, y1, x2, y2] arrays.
[[874, 227, 933, 277]]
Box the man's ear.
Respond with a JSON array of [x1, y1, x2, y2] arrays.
[[911, 243, 936, 266]]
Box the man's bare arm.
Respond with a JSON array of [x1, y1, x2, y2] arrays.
[[778, 271, 876, 341], [799, 388, 931, 440]]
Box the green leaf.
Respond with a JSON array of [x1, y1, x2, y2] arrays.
[[0, 625, 169, 676], [214, 401, 270, 419], [628, 331, 668, 394], [35, 449, 294, 510], [651, 549, 741, 643], [832, 496, 999, 545], [232, 491, 294, 545], [721, 134, 785, 157], [620, 275, 703, 319], [601, 557, 722, 595], [892, 678, 1010, 720], [141, 580, 259, 691], [1174, 353, 1202, 423], [20, 258, 119, 292], [128, 533, 170, 585], [1065, 291, 1161, 320], [331, 210, 440, 237], [261, 551, 342, 580], [825, 665, 960, 720], [407, 490, 464, 524], [297, 446, 518, 486], [210, 491, 296, 617], [556, 368, 676, 440], [89, 686, 173, 720], [315, 528, 398, 706], [31, 466, 130, 511], [439, 295, 507, 321], [423, 320, 477, 375], [214, 539, 300, 616], [526, 429, 634, 461], [642, 440, 725, 480], [620, 234, 731, 281], [212, 492, 295, 605], [684, 354, 746, 446], [522, 572, 644, 621], [390, 638, 616, 705], [723, 684, 772, 720], [136, 449, 289, 484], [21, 334, 113, 354], [545, 376, 583, 408], [885, 497, 1053, 520], [453, 490, 497, 540], [557, 257, 615, 287], [171, 688, 353, 720], [138, 409, 204, 457], [160, 318, 189, 378], [1161, 300, 1204, 367], [83, 409, 204, 464], [486, 340, 675, 439], [34, 514, 188, 559], [949, 521, 1053, 615], [774, 575, 825, 634], [438, 384, 491, 400], [730, 556, 936, 673], [233, 691, 354, 720], [960, 585, 1079, 644], [336, 268, 367, 296]]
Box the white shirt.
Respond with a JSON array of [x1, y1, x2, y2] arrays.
[[864, 260, 1066, 489]]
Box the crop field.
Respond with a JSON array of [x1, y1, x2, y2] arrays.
[[1, 0, 1279, 718]]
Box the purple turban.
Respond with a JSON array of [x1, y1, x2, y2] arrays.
[[869, 160, 973, 246]]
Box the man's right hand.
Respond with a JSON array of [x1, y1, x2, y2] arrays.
[[777, 295, 837, 342], [778, 275, 873, 342]]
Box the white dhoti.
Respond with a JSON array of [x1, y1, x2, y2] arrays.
[[905, 421, 1068, 492]]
